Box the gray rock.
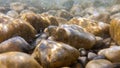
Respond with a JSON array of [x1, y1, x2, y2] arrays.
[[79, 48, 87, 56], [113, 63, 120, 68], [88, 52, 97, 60], [78, 57, 88, 67], [6, 10, 19, 18], [93, 55, 106, 60]]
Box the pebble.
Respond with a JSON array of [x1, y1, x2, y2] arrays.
[[87, 52, 97, 60], [78, 57, 88, 67]]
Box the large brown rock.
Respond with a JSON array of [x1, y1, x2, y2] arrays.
[[98, 46, 120, 63], [0, 52, 42, 68], [0, 36, 32, 53], [32, 40, 79, 68], [110, 18, 120, 45], [21, 12, 59, 32], [44, 24, 96, 49], [86, 59, 113, 68], [0, 13, 36, 43], [68, 17, 109, 37]]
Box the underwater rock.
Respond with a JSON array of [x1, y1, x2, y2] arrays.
[[21, 12, 59, 32], [93, 55, 106, 60], [44, 24, 96, 49], [27, 6, 39, 13], [41, 10, 57, 16], [0, 36, 32, 53], [62, 0, 74, 10], [81, 7, 99, 17], [71, 62, 83, 68], [34, 33, 48, 46], [79, 48, 87, 56], [110, 18, 120, 45], [56, 9, 73, 20], [0, 6, 10, 13], [68, 17, 109, 37], [89, 12, 110, 23], [32, 40, 79, 68], [0, 52, 42, 68], [108, 4, 120, 14], [20, 9, 34, 16], [78, 56, 88, 67], [55, 17, 68, 25], [110, 12, 120, 19], [10, 2, 27, 12], [0, 13, 36, 43], [93, 36, 104, 49], [6, 10, 19, 18], [85, 59, 113, 68], [70, 4, 83, 17], [98, 46, 120, 63], [87, 52, 97, 60]]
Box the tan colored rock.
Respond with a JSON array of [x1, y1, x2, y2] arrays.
[[86, 59, 113, 68], [0, 52, 42, 68], [32, 40, 79, 68], [21, 12, 59, 32], [44, 24, 96, 49], [98, 46, 120, 63], [110, 18, 120, 45], [0, 13, 36, 43], [68, 17, 109, 36]]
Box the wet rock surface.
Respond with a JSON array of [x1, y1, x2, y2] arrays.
[[0, 13, 36, 43], [21, 12, 59, 32], [85, 59, 113, 68], [110, 18, 120, 45], [98, 46, 120, 63], [68, 17, 110, 37], [44, 24, 96, 49], [0, 52, 43, 68], [0, 36, 32, 53], [32, 40, 80, 68], [0, 0, 119, 68]]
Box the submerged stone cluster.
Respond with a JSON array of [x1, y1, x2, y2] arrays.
[[0, 1, 120, 68]]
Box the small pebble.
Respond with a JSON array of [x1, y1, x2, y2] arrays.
[[79, 48, 87, 56], [78, 57, 88, 67], [88, 52, 97, 60]]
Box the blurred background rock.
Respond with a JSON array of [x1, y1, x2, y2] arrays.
[[0, 0, 119, 13]]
